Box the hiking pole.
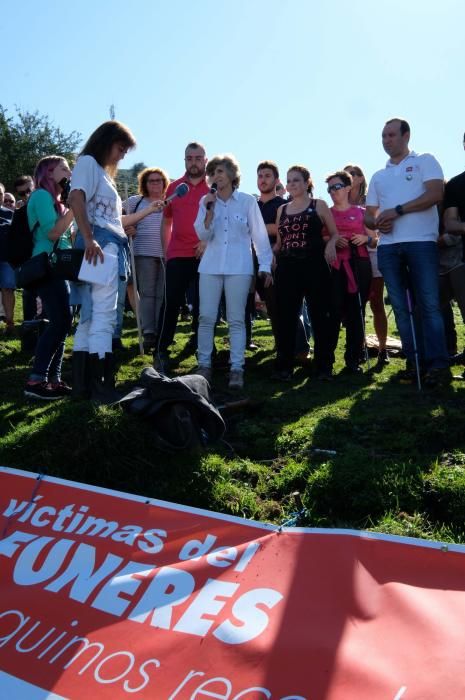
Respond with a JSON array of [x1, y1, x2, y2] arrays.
[[405, 265, 422, 391], [350, 243, 370, 370], [124, 183, 144, 356]]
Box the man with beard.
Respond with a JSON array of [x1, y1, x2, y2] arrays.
[[255, 161, 286, 346], [155, 142, 209, 372]]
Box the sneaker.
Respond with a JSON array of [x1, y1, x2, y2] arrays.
[[424, 367, 452, 388], [195, 366, 212, 383], [228, 369, 244, 390], [24, 381, 63, 400], [49, 380, 72, 397], [153, 350, 171, 375]]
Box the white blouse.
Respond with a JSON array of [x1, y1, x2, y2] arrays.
[[195, 190, 272, 275]]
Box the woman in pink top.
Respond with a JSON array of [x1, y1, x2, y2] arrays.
[[345, 163, 389, 369], [326, 170, 374, 374]]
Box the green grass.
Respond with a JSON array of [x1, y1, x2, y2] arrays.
[[1, 293, 465, 542]]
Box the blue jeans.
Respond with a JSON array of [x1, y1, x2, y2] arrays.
[[378, 242, 448, 369], [30, 278, 72, 382]]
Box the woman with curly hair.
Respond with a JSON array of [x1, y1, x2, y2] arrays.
[[194, 154, 273, 390], [122, 167, 169, 352]]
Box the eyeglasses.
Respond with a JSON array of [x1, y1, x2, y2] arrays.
[[4, 198, 14, 204], [327, 183, 346, 193], [16, 188, 32, 198]]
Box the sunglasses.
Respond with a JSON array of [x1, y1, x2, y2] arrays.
[[348, 170, 361, 177], [16, 188, 32, 197], [327, 183, 346, 193], [4, 198, 14, 204]]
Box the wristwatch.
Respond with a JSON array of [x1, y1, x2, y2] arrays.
[[395, 204, 404, 216]]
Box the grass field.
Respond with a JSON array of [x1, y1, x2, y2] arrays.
[[1, 293, 465, 543]]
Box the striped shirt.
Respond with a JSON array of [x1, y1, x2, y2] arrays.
[[123, 196, 163, 257]]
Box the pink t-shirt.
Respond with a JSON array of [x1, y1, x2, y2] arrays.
[[164, 175, 209, 260]]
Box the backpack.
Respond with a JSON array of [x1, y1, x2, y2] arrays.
[[5, 205, 38, 268]]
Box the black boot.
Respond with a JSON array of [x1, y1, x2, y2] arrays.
[[89, 353, 120, 405], [72, 351, 91, 400]]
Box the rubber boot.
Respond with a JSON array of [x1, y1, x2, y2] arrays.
[[72, 351, 91, 400], [89, 353, 120, 405]]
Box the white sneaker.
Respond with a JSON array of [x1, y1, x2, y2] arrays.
[[195, 366, 212, 383], [228, 369, 244, 390]]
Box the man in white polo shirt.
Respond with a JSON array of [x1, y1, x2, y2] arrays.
[[365, 117, 450, 386]]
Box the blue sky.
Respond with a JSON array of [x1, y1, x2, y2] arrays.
[[2, 0, 464, 196]]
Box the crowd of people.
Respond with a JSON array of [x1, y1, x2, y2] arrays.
[[1, 116, 464, 401]]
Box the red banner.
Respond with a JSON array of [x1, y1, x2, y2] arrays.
[[0, 466, 464, 699]]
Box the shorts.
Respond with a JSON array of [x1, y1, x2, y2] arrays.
[[0, 261, 16, 289]]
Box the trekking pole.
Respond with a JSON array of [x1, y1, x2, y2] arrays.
[[350, 243, 370, 370], [124, 183, 144, 356], [405, 265, 422, 391]]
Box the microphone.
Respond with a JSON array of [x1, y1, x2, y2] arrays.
[[164, 182, 189, 205], [59, 177, 71, 205], [206, 182, 218, 210]]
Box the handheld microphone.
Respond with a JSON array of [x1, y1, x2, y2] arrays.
[[206, 182, 218, 210], [164, 182, 189, 205], [59, 177, 71, 205]]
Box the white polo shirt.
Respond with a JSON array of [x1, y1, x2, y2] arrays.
[[366, 151, 443, 245]]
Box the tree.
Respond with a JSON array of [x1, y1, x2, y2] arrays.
[[0, 105, 81, 190], [130, 162, 147, 178]]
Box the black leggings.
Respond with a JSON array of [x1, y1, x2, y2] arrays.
[[275, 256, 334, 373], [330, 256, 372, 368]]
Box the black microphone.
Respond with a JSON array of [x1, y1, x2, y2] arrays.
[[59, 177, 71, 205], [206, 182, 218, 210], [164, 182, 189, 205]]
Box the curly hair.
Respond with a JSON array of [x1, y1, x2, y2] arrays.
[[207, 154, 241, 189], [137, 167, 169, 197]]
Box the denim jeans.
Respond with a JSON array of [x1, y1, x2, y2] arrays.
[[198, 274, 252, 370], [378, 242, 448, 369], [30, 277, 72, 382]]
